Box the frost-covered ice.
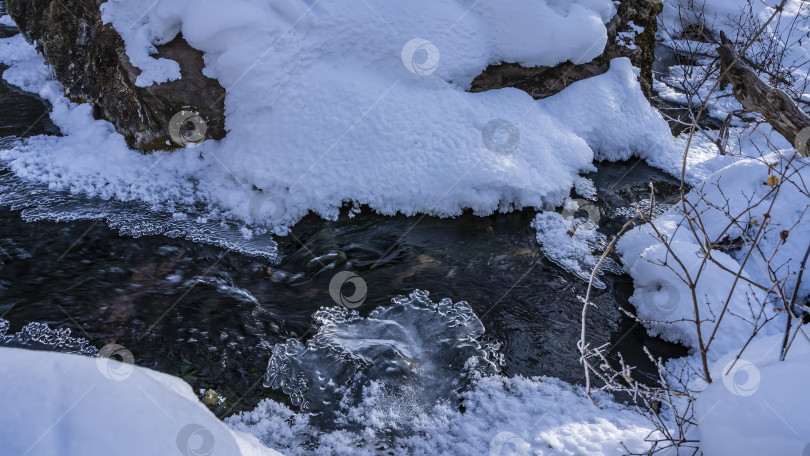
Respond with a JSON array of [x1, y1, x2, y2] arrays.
[[0, 0, 676, 239], [228, 291, 658, 455], [0, 318, 98, 356], [531, 202, 622, 289], [0, 166, 282, 259], [229, 375, 658, 456], [0, 346, 280, 456], [264, 290, 499, 418]]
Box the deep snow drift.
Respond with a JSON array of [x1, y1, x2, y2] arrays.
[[0, 346, 657, 456], [0, 346, 279, 456], [0, 0, 677, 242], [696, 333, 810, 456]]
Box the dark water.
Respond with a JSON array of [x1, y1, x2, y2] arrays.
[[652, 43, 724, 135], [0, 19, 687, 419]]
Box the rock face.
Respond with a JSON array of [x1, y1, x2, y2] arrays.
[[6, 0, 226, 151], [470, 0, 663, 99], [7, 0, 661, 152]]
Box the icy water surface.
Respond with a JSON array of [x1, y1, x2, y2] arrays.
[[0, 15, 686, 421], [0, 184, 687, 416]]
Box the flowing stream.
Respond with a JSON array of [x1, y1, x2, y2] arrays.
[[0, 12, 687, 423]]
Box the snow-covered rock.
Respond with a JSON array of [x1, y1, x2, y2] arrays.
[[0, 0, 677, 236]]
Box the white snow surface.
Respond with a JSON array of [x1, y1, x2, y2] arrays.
[[0, 346, 280, 456], [696, 332, 810, 455], [0, 0, 676, 236], [228, 375, 658, 456], [3, 1, 809, 455], [617, 151, 810, 361]]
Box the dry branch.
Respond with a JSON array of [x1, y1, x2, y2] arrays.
[[717, 31, 810, 156]]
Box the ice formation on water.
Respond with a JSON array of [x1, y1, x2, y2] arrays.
[[0, 317, 98, 355], [229, 291, 656, 455], [265, 290, 501, 424], [0, 164, 280, 260], [531, 199, 622, 289]]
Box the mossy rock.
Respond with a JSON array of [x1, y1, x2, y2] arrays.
[[6, 0, 226, 152], [471, 0, 663, 100]]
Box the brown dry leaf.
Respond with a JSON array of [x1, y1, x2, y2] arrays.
[[766, 175, 779, 187], [780, 230, 789, 243]]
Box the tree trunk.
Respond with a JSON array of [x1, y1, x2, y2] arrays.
[[717, 31, 810, 157]]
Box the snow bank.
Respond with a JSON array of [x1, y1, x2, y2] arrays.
[[0, 0, 675, 239], [696, 333, 810, 455], [228, 375, 658, 456], [0, 347, 280, 456], [0, 298, 659, 456], [618, 152, 809, 361]]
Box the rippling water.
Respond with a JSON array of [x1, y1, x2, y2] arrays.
[[0, 13, 686, 421]]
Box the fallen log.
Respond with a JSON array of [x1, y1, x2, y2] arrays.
[[717, 31, 810, 157]]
